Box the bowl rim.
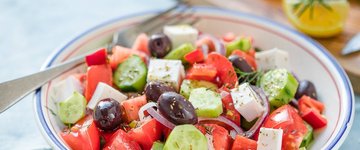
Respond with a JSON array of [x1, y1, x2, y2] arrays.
[[34, 6, 354, 149]]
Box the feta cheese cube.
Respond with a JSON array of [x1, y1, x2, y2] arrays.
[[257, 127, 283, 150], [51, 76, 83, 103], [147, 59, 185, 91], [230, 82, 264, 122], [87, 82, 127, 109], [163, 25, 199, 48], [255, 48, 289, 71]]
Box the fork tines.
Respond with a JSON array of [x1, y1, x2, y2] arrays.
[[112, 3, 200, 48]]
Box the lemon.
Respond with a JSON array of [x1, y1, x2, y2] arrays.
[[283, 0, 349, 38]]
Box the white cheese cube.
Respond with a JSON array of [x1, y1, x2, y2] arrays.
[[230, 82, 264, 122], [255, 48, 289, 71], [147, 59, 185, 91], [163, 25, 199, 49], [257, 127, 283, 150], [87, 82, 127, 109], [51, 76, 83, 103]]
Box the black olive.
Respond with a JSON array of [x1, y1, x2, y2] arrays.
[[228, 55, 254, 72], [295, 80, 317, 99], [145, 81, 176, 102], [148, 33, 172, 58], [93, 98, 122, 131], [158, 92, 197, 125]]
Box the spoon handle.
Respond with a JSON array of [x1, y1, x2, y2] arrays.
[[0, 56, 85, 113]]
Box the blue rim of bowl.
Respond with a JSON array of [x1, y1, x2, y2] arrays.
[[34, 6, 354, 149]]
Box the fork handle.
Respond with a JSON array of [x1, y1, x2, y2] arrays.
[[0, 56, 85, 113]]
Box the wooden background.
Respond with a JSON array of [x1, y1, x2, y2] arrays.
[[197, 0, 360, 93]]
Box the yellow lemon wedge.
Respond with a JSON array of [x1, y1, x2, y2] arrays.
[[283, 0, 349, 38]]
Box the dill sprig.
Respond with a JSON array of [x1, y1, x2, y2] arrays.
[[234, 68, 263, 85], [293, 0, 333, 19]]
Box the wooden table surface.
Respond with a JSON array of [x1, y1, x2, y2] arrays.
[[203, 0, 360, 93]]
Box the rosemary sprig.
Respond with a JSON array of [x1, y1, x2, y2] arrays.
[[293, 0, 333, 18], [234, 68, 263, 85]]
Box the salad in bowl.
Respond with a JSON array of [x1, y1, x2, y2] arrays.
[[35, 7, 354, 150], [50, 24, 328, 150]]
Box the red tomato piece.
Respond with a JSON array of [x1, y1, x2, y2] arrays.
[[85, 48, 108, 66], [60, 116, 100, 150], [109, 45, 148, 70], [100, 130, 116, 144], [85, 64, 112, 102], [248, 49, 256, 58], [184, 49, 205, 64], [186, 63, 217, 82], [231, 50, 257, 70], [222, 32, 236, 43], [196, 124, 232, 150], [263, 105, 308, 150], [231, 135, 257, 150], [298, 95, 325, 114], [220, 90, 241, 126], [128, 119, 163, 150], [132, 33, 150, 55], [298, 96, 327, 129], [103, 129, 141, 150], [205, 52, 238, 89], [121, 95, 147, 122]]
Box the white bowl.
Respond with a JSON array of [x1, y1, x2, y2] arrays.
[[34, 6, 354, 150]]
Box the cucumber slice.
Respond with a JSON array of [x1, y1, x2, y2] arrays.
[[226, 38, 252, 56], [260, 69, 298, 108], [152, 141, 164, 150], [164, 43, 194, 62], [113, 55, 147, 92], [164, 125, 208, 150], [188, 88, 223, 118], [58, 91, 87, 124], [180, 79, 218, 99], [300, 122, 314, 148]]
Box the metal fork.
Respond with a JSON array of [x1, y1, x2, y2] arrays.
[[0, 2, 198, 113]]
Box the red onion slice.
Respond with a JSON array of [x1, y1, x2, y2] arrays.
[[146, 107, 176, 129], [198, 34, 226, 56], [199, 116, 244, 135], [138, 102, 157, 121]]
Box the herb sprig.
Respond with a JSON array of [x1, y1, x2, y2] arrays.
[[234, 68, 263, 86]]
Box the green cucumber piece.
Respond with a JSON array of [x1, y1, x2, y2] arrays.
[[164, 43, 194, 62], [164, 125, 208, 150], [58, 91, 87, 124], [152, 141, 164, 150], [226, 38, 252, 56], [180, 79, 218, 99], [188, 88, 223, 118], [260, 69, 298, 108], [300, 122, 314, 148], [113, 55, 147, 92]]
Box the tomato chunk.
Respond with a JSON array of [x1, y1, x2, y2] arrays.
[[263, 105, 308, 150], [184, 49, 205, 64], [121, 95, 147, 122], [196, 124, 232, 150], [220, 90, 241, 126], [60, 116, 100, 150], [85, 48, 108, 66], [85, 64, 112, 101], [132, 33, 150, 55], [205, 52, 238, 89], [103, 129, 141, 150], [128, 119, 163, 150], [231, 135, 257, 150], [298, 95, 327, 129], [186, 63, 217, 82]]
